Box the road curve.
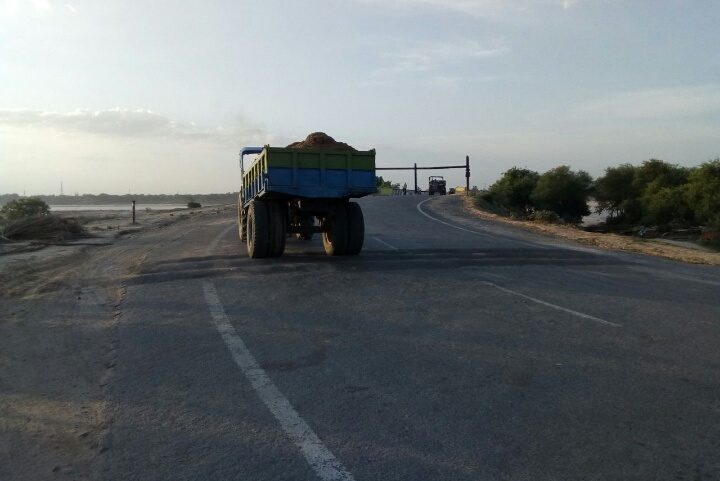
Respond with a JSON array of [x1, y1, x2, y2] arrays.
[[96, 195, 720, 481]]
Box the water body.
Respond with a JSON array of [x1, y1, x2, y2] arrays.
[[49, 204, 187, 212]]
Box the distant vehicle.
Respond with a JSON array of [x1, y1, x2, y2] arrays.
[[238, 146, 376, 258], [448, 187, 456, 195], [428, 176, 447, 195]]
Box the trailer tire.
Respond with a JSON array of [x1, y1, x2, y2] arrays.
[[238, 203, 247, 242], [267, 202, 287, 257], [247, 200, 270, 258], [345, 202, 364, 255], [322, 202, 349, 256]]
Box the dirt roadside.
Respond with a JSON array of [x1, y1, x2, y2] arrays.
[[461, 195, 720, 265], [0, 205, 234, 481]]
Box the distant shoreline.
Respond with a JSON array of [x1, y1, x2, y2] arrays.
[[1, 193, 238, 207], [49, 204, 190, 212]]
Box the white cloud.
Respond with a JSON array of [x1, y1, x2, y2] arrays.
[[376, 52, 433, 76], [0, 108, 281, 194], [355, 0, 580, 19], [422, 39, 507, 60], [572, 86, 720, 122], [560, 0, 580, 8], [431, 74, 499, 86], [356, 0, 525, 18], [6, 0, 19, 15], [0, 108, 272, 147], [5, 0, 53, 15], [32, 0, 51, 12], [359, 38, 507, 85]]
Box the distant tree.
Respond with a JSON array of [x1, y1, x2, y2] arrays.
[[531, 166, 593, 223], [0, 197, 50, 221], [642, 185, 693, 226], [0, 193, 21, 207], [488, 167, 540, 213], [685, 158, 720, 224], [632, 159, 691, 225], [594, 164, 637, 220], [636, 160, 688, 214], [633, 159, 689, 193], [375, 176, 393, 188]]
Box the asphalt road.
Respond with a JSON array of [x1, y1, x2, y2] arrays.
[[95, 195, 720, 481]]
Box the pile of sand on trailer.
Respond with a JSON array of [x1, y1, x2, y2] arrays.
[[286, 132, 357, 151]]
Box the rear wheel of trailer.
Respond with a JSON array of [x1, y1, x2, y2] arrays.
[[345, 201, 365, 256], [247, 200, 270, 258], [322, 202, 350, 256]]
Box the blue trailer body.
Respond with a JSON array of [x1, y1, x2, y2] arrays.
[[238, 145, 376, 258], [240, 146, 377, 208]]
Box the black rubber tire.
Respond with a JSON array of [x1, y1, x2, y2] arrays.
[[345, 202, 364, 255], [267, 202, 287, 257], [247, 200, 270, 258], [238, 202, 247, 242], [322, 202, 349, 256]]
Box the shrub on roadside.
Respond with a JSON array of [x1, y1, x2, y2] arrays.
[[531, 166, 593, 224], [187, 202, 201, 208], [527, 210, 559, 223], [488, 167, 539, 212], [1, 215, 87, 242], [0, 197, 50, 221]]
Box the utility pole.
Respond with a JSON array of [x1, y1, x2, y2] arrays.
[[465, 156, 470, 195], [414, 163, 418, 193]]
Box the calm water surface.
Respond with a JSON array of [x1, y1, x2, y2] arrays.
[[49, 204, 187, 212]]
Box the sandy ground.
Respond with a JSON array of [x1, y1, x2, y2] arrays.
[[462, 196, 720, 265], [0, 205, 233, 480], [1, 199, 717, 480]]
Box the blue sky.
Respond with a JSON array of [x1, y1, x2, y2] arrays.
[[2, 0, 719, 195]]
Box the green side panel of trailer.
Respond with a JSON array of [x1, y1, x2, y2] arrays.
[[262, 147, 376, 171]]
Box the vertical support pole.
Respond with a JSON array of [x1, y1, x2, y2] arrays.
[[132, 200, 136, 224], [465, 155, 470, 196], [414, 163, 418, 193]]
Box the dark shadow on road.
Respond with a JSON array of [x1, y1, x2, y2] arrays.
[[126, 247, 631, 286]]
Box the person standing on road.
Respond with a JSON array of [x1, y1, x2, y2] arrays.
[[402, 183, 407, 195]]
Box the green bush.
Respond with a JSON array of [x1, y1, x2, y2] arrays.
[[594, 163, 637, 220], [686, 159, 720, 224], [0, 197, 50, 221], [187, 202, 201, 208], [488, 167, 539, 212], [531, 166, 593, 223]]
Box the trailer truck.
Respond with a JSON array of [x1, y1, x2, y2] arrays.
[[428, 176, 447, 195], [238, 146, 377, 258]]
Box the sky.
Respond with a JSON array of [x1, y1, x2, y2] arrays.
[[1, 0, 720, 195]]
